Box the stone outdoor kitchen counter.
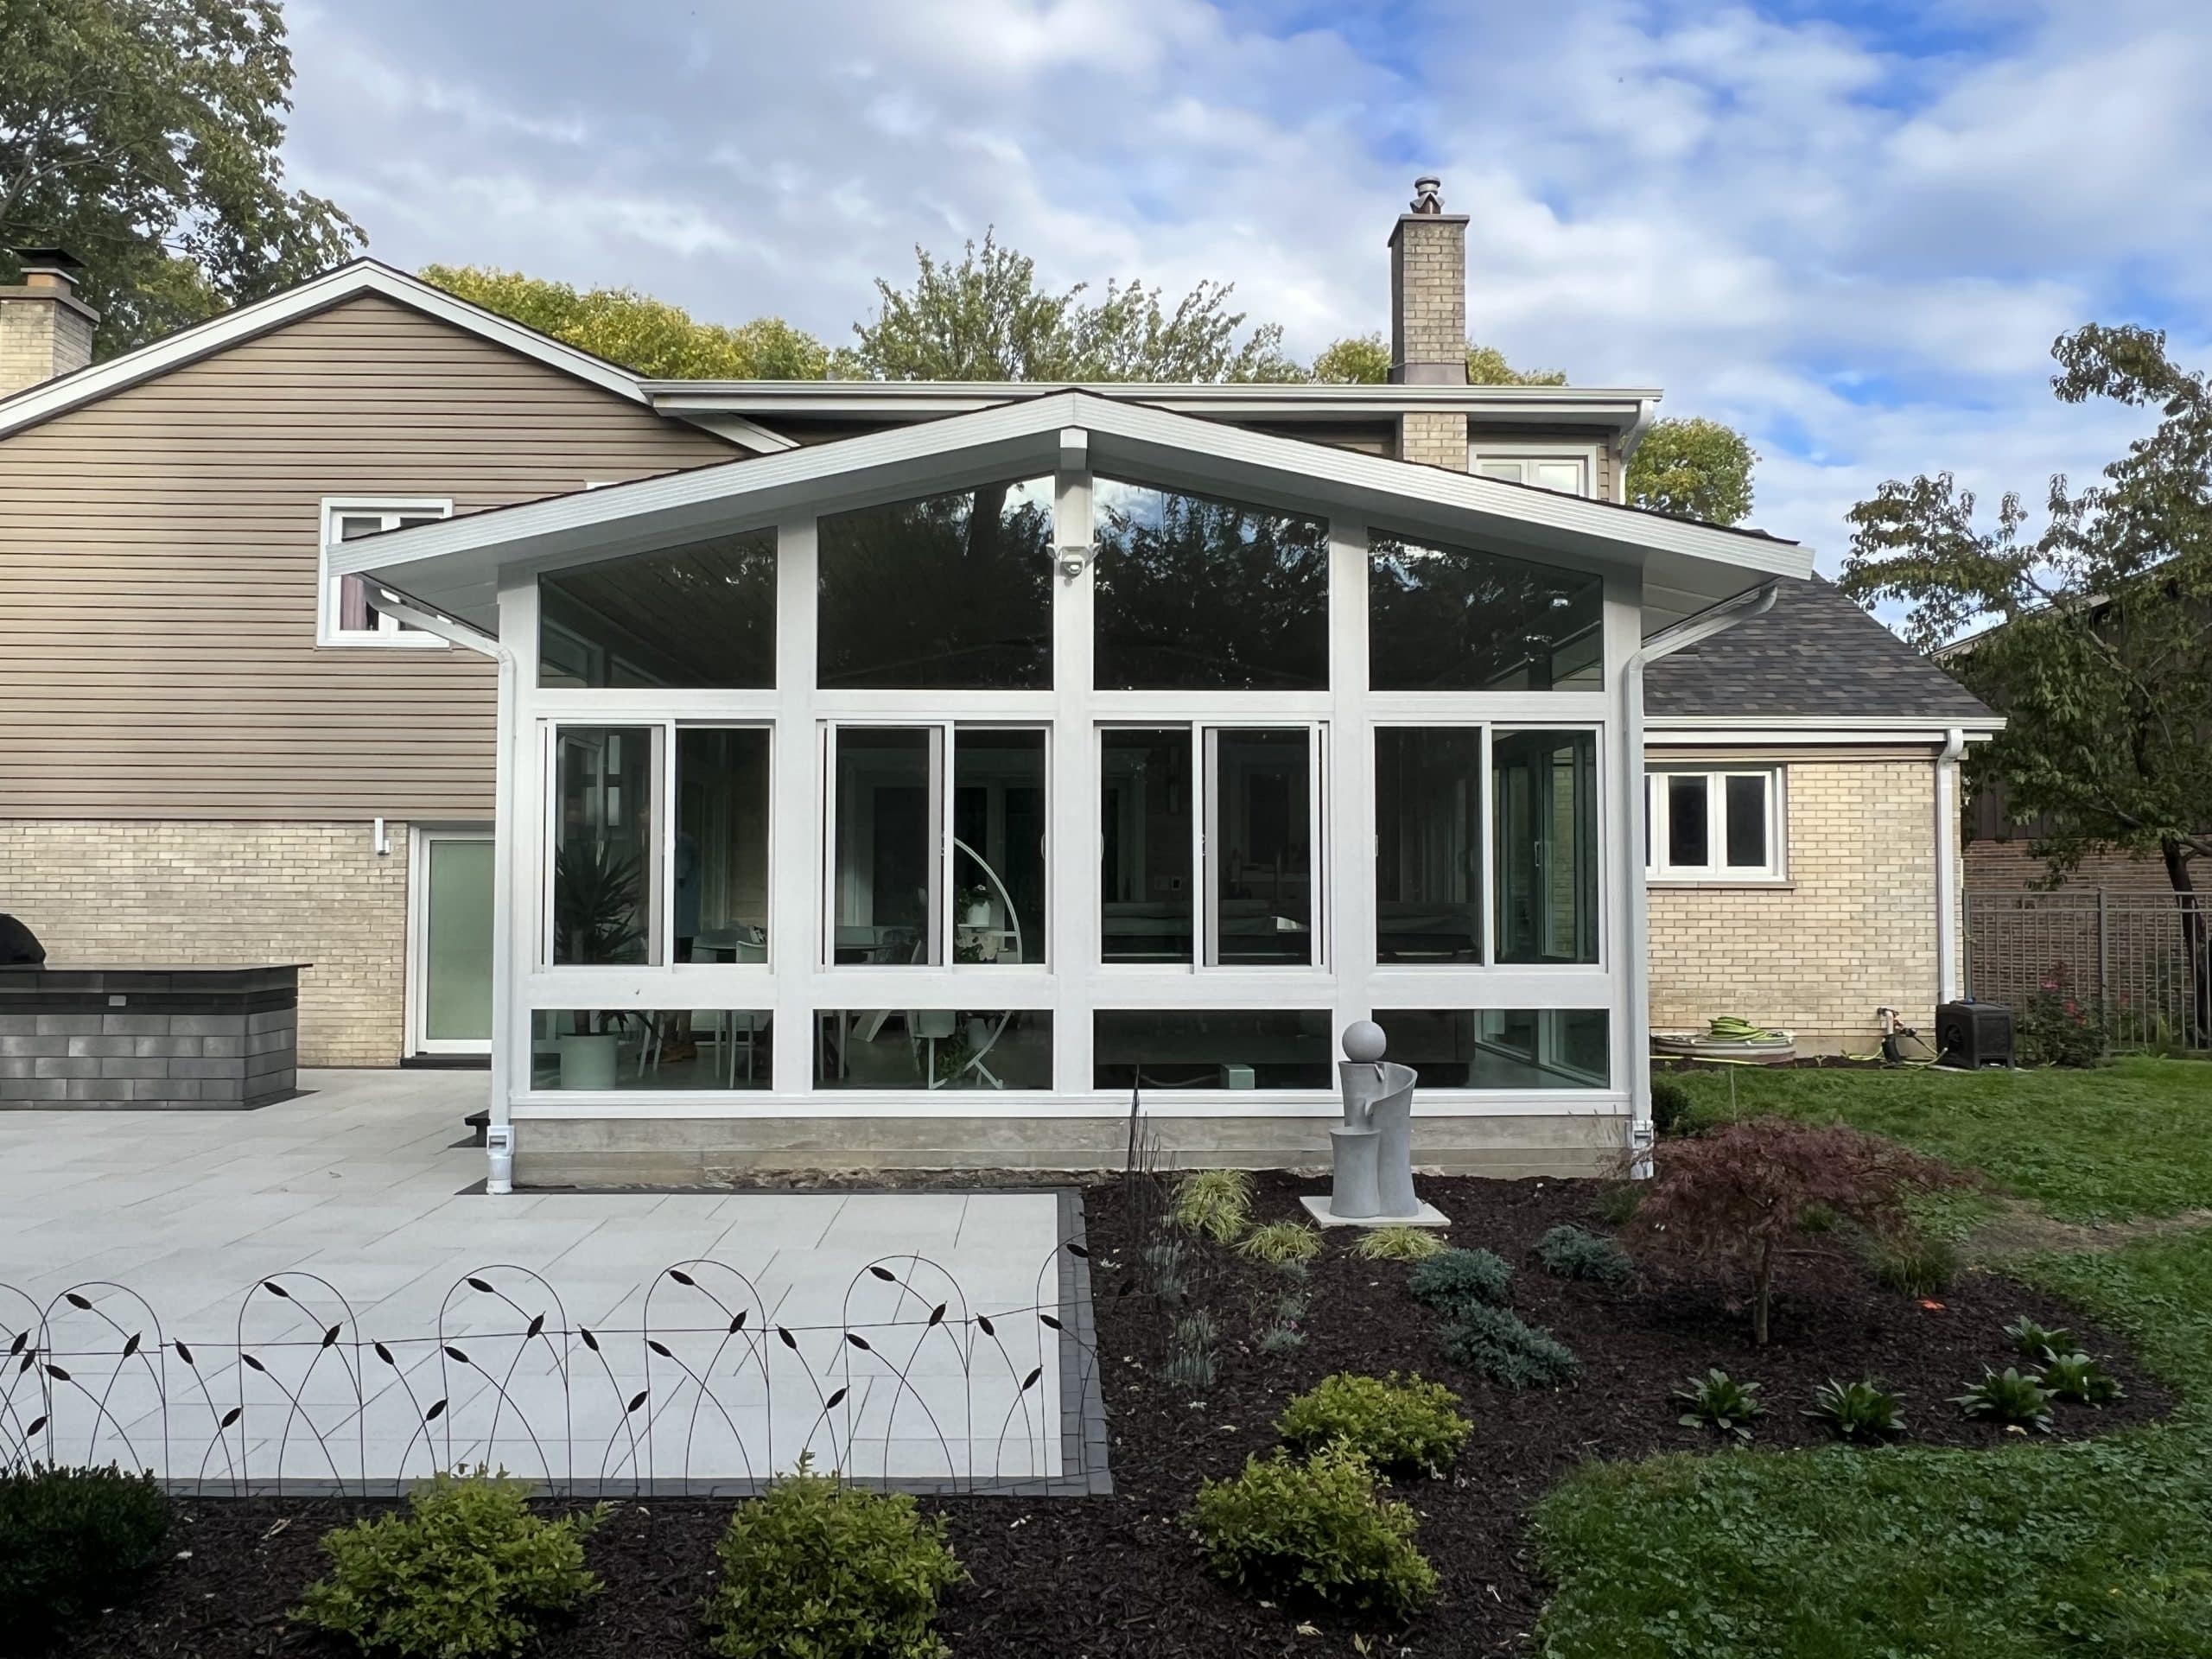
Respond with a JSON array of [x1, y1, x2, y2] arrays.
[[0, 963, 303, 1110]]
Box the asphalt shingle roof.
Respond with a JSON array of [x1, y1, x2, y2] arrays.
[[1645, 575, 1996, 722]]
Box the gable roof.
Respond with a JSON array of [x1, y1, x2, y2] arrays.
[[1646, 575, 1996, 723], [0, 258, 796, 452], [337, 385, 1813, 639]]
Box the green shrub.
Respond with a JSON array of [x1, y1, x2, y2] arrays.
[[1867, 1228, 1961, 1297], [1407, 1247, 1513, 1314], [1440, 1303, 1580, 1389], [701, 1457, 964, 1659], [2017, 985, 2111, 1068], [1649, 1076, 1694, 1136], [295, 1469, 602, 1659], [1805, 1377, 1908, 1442], [2005, 1314, 2077, 1361], [0, 1464, 170, 1649], [1591, 1182, 1643, 1226], [1173, 1169, 1255, 1243], [1351, 1225, 1447, 1263], [1952, 1367, 2056, 1433], [1277, 1372, 1471, 1478], [1188, 1444, 1438, 1619], [1535, 1224, 1632, 1285], [2038, 1351, 2124, 1406], [1673, 1369, 1766, 1442], [1238, 1218, 1321, 1267]]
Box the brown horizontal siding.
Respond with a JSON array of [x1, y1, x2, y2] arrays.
[[0, 292, 737, 819]]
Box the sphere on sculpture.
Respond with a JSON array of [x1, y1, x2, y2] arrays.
[[1341, 1020, 1387, 1064]]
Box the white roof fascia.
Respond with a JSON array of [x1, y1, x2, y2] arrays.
[[645, 379, 1658, 426], [1645, 715, 2006, 744], [337, 390, 1809, 623], [0, 259, 734, 441], [668, 411, 801, 452]]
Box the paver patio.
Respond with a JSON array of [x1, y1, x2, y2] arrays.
[[0, 1071, 1086, 1492]]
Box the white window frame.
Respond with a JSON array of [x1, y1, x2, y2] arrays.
[[319, 498, 454, 646], [1646, 766, 1785, 881], [1466, 441, 1602, 500]]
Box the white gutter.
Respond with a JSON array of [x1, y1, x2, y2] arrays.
[[1935, 726, 1967, 1005], [366, 582, 519, 1196], [1621, 581, 1782, 1175], [1618, 396, 1659, 473]]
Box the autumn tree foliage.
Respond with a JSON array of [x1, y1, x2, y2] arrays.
[[1628, 1118, 1967, 1344]]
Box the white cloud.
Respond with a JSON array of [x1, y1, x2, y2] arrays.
[[273, 0, 2212, 574]]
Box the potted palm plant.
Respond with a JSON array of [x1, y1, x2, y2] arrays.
[[551, 841, 643, 1089]]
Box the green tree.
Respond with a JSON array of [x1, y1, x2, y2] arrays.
[[1841, 322, 2212, 1039], [0, 0, 361, 355], [1626, 416, 1758, 526], [419, 265, 829, 380], [1305, 331, 1567, 387], [845, 231, 1302, 383]]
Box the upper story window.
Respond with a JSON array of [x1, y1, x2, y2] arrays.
[[1469, 446, 1599, 498], [1646, 768, 1783, 880], [319, 499, 452, 646], [539, 531, 776, 689], [1094, 480, 1329, 690], [1368, 531, 1604, 690], [817, 479, 1054, 690]]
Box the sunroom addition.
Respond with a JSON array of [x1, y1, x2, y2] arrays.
[[335, 392, 1808, 1176]]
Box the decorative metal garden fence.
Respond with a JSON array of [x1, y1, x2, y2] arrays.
[[1964, 890, 2211, 1052], [0, 1232, 1109, 1498]]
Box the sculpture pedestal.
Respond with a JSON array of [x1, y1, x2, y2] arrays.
[[1299, 1195, 1451, 1230]]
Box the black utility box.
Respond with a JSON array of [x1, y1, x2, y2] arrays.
[[1936, 1000, 2014, 1069]]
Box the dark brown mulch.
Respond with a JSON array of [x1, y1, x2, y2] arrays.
[[59, 1173, 2168, 1659]]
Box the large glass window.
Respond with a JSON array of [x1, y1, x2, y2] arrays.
[[1376, 728, 1484, 963], [1647, 769, 1782, 880], [676, 728, 771, 961], [1373, 1008, 1610, 1089], [551, 726, 657, 965], [531, 1009, 770, 1090], [1094, 1009, 1333, 1090], [1093, 480, 1328, 690], [817, 478, 1054, 689], [1098, 725, 1319, 967], [1100, 728, 1193, 963], [1492, 729, 1599, 964], [815, 1010, 1051, 1090], [1368, 531, 1603, 690], [538, 531, 775, 688], [827, 724, 1048, 967]]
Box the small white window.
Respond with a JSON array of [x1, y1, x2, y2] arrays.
[[1470, 448, 1597, 497], [318, 499, 453, 646], [1646, 768, 1783, 880]]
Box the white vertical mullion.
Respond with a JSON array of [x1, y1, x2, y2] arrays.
[[656, 721, 676, 968], [1327, 518, 1368, 1035], [1200, 723, 1219, 969], [931, 723, 951, 968], [1051, 464, 1096, 1094], [1478, 724, 1497, 969], [771, 515, 818, 1096]]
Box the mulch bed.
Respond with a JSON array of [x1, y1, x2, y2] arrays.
[[59, 1173, 2169, 1659]]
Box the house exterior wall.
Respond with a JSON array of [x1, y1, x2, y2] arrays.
[[1647, 755, 1943, 1053], [0, 820, 411, 1066], [0, 291, 735, 821], [1965, 839, 2178, 894]]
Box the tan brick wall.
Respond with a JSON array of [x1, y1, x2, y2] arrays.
[[1388, 214, 1468, 378], [1399, 411, 1469, 470], [0, 289, 94, 396], [1966, 839, 2176, 894], [0, 821, 410, 1065], [1649, 759, 1943, 1053]]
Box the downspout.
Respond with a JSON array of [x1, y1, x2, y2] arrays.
[[1935, 726, 1966, 1007], [1622, 581, 1782, 1175], [368, 585, 521, 1196]]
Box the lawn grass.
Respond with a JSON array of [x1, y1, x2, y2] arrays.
[[1535, 1059, 2212, 1659], [1662, 1056, 2212, 1224]]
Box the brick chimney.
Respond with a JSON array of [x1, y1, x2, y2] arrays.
[[1387, 178, 1469, 469], [1, 251, 99, 397]]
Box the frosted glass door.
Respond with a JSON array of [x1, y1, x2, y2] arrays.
[[420, 835, 494, 1050]]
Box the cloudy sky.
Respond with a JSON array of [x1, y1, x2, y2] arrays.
[[276, 0, 2209, 572]]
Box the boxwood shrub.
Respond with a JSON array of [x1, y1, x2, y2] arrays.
[[1189, 1444, 1438, 1619], [1277, 1371, 1471, 1478], [0, 1463, 170, 1649]]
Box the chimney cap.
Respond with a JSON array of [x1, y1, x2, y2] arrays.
[[1410, 176, 1444, 214], [10, 248, 86, 294]]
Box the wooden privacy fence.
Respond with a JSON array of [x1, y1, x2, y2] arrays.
[[1964, 890, 2210, 1052]]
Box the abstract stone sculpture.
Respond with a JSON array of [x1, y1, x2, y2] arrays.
[[1319, 1021, 1427, 1222]]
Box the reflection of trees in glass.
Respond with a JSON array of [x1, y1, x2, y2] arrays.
[[1094, 483, 1328, 690], [818, 480, 1053, 689], [539, 532, 776, 689], [1369, 534, 1603, 690]]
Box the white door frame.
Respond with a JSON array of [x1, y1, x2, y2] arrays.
[[407, 824, 496, 1057]]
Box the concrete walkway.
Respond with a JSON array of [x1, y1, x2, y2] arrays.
[[0, 1072, 1086, 1493]]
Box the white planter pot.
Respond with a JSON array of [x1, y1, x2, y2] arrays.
[[556, 1032, 620, 1090]]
